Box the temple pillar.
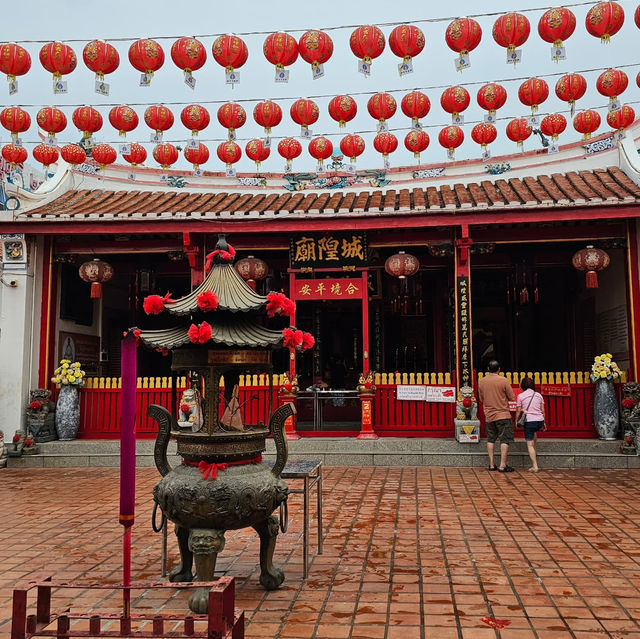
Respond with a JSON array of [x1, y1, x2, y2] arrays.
[[183, 233, 204, 288]]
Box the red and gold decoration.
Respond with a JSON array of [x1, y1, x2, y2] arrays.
[[440, 85, 470, 123], [144, 104, 174, 138], [170, 37, 207, 83], [217, 102, 246, 140], [263, 32, 298, 79], [349, 25, 385, 72], [91, 143, 117, 168], [537, 7, 576, 58], [211, 34, 249, 80], [492, 12, 530, 63], [180, 104, 210, 137], [328, 94, 357, 128], [445, 17, 482, 66], [290, 98, 319, 134], [235, 255, 268, 292], [438, 125, 464, 160], [36, 106, 67, 140], [607, 104, 635, 131], [60, 144, 86, 167], [39, 41, 77, 85], [298, 30, 333, 77], [253, 100, 282, 135], [0, 106, 31, 141], [373, 132, 398, 162], [572, 245, 610, 288], [367, 92, 397, 129], [308, 136, 333, 169], [1, 143, 27, 168], [339, 133, 365, 163], [217, 140, 242, 169], [471, 123, 497, 154], [122, 142, 147, 166], [108, 105, 138, 137], [128, 38, 164, 82], [277, 137, 302, 171], [585, 1, 625, 42], [33, 143, 59, 169], [506, 117, 532, 150], [72, 105, 103, 139], [78, 258, 114, 299], [573, 109, 601, 139], [385, 251, 419, 279], [404, 129, 429, 162], [476, 83, 507, 122], [246, 138, 270, 169], [82, 40, 119, 82], [555, 73, 587, 115], [153, 143, 179, 169], [401, 91, 430, 128], [596, 68, 628, 104], [540, 113, 567, 141], [518, 77, 549, 114], [388, 24, 425, 71], [0, 43, 31, 90], [184, 141, 209, 171]]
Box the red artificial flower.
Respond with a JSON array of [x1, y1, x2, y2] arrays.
[[625, 436, 634, 444], [180, 403, 190, 413], [29, 400, 42, 411], [197, 291, 219, 312], [24, 439, 33, 446], [189, 321, 213, 344], [143, 295, 165, 315], [300, 332, 315, 352], [188, 323, 200, 343], [622, 398, 637, 409], [281, 297, 296, 318], [462, 397, 473, 408], [133, 329, 141, 338], [282, 327, 303, 349], [12, 434, 20, 443], [266, 292, 287, 317]]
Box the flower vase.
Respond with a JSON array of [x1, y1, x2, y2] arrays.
[[55, 385, 80, 441], [593, 379, 619, 440]]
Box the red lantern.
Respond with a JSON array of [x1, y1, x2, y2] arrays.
[[388, 24, 425, 70], [0, 43, 31, 88], [61, 144, 87, 167], [385, 251, 419, 279], [290, 98, 319, 134], [349, 25, 385, 71], [245, 138, 270, 169], [235, 255, 268, 291], [108, 105, 138, 138], [404, 130, 429, 162], [217, 102, 246, 140], [217, 141, 242, 168], [263, 32, 298, 79], [367, 92, 397, 128], [72, 106, 103, 139], [506, 118, 532, 150], [540, 113, 567, 141], [33, 143, 59, 169], [153, 143, 179, 169], [636, 4, 640, 28], [328, 95, 357, 128], [438, 125, 464, 159], [607, 105, 635, 131], [518, 78, 549, 114], [476, 83, 508, 121], [471, 123, 497, 151], [440, 86, 470, 123], [555, 73, 587, 115], [144, 105, 174, 137], [253, 100, 282, 135], [181, 104, 210, 137], [373, 132, 398, 159], [278, 137, 302, 171], [308, 136, 334, 168], [573, 109, 601, 139], [128, 38, 164, 83], [78, 258, 114, 299], [36, 107, 67, 139], [445, 17, 482, 65], [586, 2, 625, 42], [401, 91, 430, 128], [572, 245, 610, 288], [184, 142, 209, 170], [492, 12, 530, 63], [298, 30, 333, 76], [122, 143, 147, 166], [0, 106, 31, 141], [538, 7, 576, 58], [596, 68, 628, 104], [1, 143, 27, 167], [82, 40, 119, 81], [171, 37, 207, 82], [91, 143, 117, 168], [211, 35, 248, 80], [339, 134, 365, 163], [39, 42, 77, 84]]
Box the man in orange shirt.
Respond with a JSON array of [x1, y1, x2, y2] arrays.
[[477, 360, 515, 473]]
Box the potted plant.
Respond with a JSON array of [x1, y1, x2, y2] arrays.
[[51, 360, 86, 440], [590, 353, 621, 440]]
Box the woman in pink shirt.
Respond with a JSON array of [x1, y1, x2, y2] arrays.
[[514, 377, 546, 472]]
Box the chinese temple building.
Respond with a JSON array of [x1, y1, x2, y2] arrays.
[[2, 125, 640, 440]]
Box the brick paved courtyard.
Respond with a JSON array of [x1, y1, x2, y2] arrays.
[[2, 466, 640, 638]]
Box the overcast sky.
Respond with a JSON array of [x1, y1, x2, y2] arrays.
[[4, 0, 639, 172]]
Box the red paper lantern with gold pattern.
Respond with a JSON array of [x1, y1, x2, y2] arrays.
[[128, 38, 164, 78], [385, 251, 419, 279], [471, 123, 497, 150], [445, 17, 482, 60], [217, 141, 242, 168], [573, 109, 601, 139], [61, 144, 87, 166], [253, 100, 282, 135], [298, 30, 333, 72], [122, 143, 147, 166], [72, 106, 103, 139], [0, 43, 31, 84], [586, 2, 625, 42], [349, 25, 385, 68], [308, 136, 333, 167], [144, 105, 174, 136], [1, 143, 27, 167], [476, 83, 508, 119], [607, 105, 635, 131], [367, 92, 397, 126], [438, 125, 464, 159], [328, 95, 357, 128], [518, 78, 549, 114], [82, 40, 119, 81], [596, 68, 628, 103], [506, 118, 532, 149], [245, 138, 270, 169], [339, 134, 365, 163], [1, 106, 31, 141], [492, 13, 530, 59], [181, 104, 210, 137], [217, 102, 246, 139], [388, 25, 425, 64], [538, 7, 576, 48], [33, 143, 59, 169], [555, 73, 587, 114], [440, 86, 470, 121], [109, 105, 138, 137], [278, 137, 302, 170], [235, 255, 268, 291], [153, 143, 179, 169], [540, 113, 567, 141], [91, 143, 117, 168], [572, 245, 610, 288], [39, 42, 77, 81], [212, 34, 248, 77], [184, 142, 209, 170], [263, 32, 298, 73], [401, 91, 430, 128], [36, 107, 67, 139], [404, 130, 429, 161], [79, 259, 114, 299], [171, 37, 206, 75], [636, 4, 640, 28], [373, 132, 398, 158], [290, 98, 319, 133]]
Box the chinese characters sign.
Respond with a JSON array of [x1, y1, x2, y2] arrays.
[[456, 276, 472, 387], [292, 278, 364, 300], [290, 233, 368, 269]]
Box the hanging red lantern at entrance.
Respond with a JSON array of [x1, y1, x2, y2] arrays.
[[438, 125, 464, 159], [153, 143, 179, 169], [61, 144, 86, 167], [36, 106, 67, 140], [72, 106, 103, 139], [350, 25, 386, 72], [476, 83, 507, 122], [32, 143, 59, 169], [290, 98, 319, 134], [328, 95, 357, 128], [263, 32, 298, 77], [471, 123, 497, 153], [572, 245, 610, 288], [122, 143, 147, 166], [518, 78, 549, 114], [39, 42, 77, 84], [91, 143, 117, 168], [144, 105, 174, 137], [1, 106, 31, 141], [373, 132, 398, 159], [404, 130, 429, 162], [493, 12, 530, 63], [385, 251, 419, 279], [181, 104, 210, 137], [368, 92, 397, 128], [278, 137, 302, 171], [573, 109, 601, 139], [389, 24, 425, 69], [235, 255, 268, 291], [636, 4, 640, 28], [217, 102, 246, 140], [217, 141, 242, 169], [0, 43, 31, 89], [440, 86, 470, 123], [108, 105, 138, 137], [171, 37, 207, 82], [79, 258, 114, 299], [555, 73, 587, 116], [184, 141, 209, 171], [253, 100, 282, 136], [212, 34, 249, 79], [308, 136, 333, 168], [245, 138, 270, 169], [607, 104, 635, 131], [82, 40, 119, 82], [298, 30, 333, 76], [586, 1, 624, 42], [506, 118, 532, 150], [596, 68, 628, 104], [401, 91, 430, 128], [540, 113, 567, 141], [1, 143, 27, 168], [445, 17, 482, 64], [538, 7, 576, 56], [128, 38, 164, 82], [339, 134, 365, 163]]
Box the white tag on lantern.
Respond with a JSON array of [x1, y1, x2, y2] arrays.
[[150, 132, 163, 143], [482, 149, 491, 161], [46, 136, 56, 146], [194, 168, 203, 177], [528, 115, 539, 128], [184, 70, 196, 90], [283, 163, 292, 173], [377, 122, 389, 133], [9, 170, 19, 180], [346, 164, 356, 174], [228, 130, 236, 141], [187, 138, 199, 150], [128, 172, 136, 181], [139, 73, 152, 87], [8, 79, 17, 95], [609, 100, 621, 113], [13, 137, 22, 148], [53, 80, 68, 94], [614, 130, 626, 142], [263, 137, 271, 148], [226, 167, 236, 177], [447, 148, 455, 160], [95, 80, 109, 95], [548, 143, 560, 154], [226, 70, 239, 84], [383, 158, 391, 170], [160, 173, 168, 183], [484, 113, 496, 124], [551, 46, 566, 61], [316, 162, 324, 173], [506, 49, 522, 65], [85, 136, 94, 148], [358, 60, 371, 76], [119, 143, 131, 155], [452, 114, 464, 126], [411, 120, 422, 131], [398, 59, 413, 77], [312, 63, 324, 80], [455, 53, 471, 72], [275, 68, 289, 83], [301, 127, 312, 139]]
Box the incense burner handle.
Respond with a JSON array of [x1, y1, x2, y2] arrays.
[[269, 402, 295, 477], [148, 404, 176, 477]]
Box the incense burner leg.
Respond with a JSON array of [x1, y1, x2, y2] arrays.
[[187, 528, 226, 614], [253, 514, 284, 590], [168, 525, 193, 582]]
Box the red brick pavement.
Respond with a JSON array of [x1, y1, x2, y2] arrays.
[[2, 467, 640, 638]]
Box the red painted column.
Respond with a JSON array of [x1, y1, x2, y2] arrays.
[[283, 271, 299, 439], [357, 270, 377, 439], [626, 220, 640, 380], [454, 226, 474, 391], [38, 237, 57, 388], [361, 270, 370, 375], [183, 232, 204, 288]]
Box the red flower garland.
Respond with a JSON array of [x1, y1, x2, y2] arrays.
[[143, 292, 175, 315], [188, 321, 213, 344], [197, 291, 219, 312]]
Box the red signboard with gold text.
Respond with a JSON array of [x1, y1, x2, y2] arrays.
[[292, 278, 364, 300]]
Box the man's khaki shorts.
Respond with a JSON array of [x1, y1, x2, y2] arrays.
[[486, 418, 514, 444]]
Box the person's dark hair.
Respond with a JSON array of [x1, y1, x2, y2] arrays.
[[487, 360, 500, 373], [520, 376, 535, 391]]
